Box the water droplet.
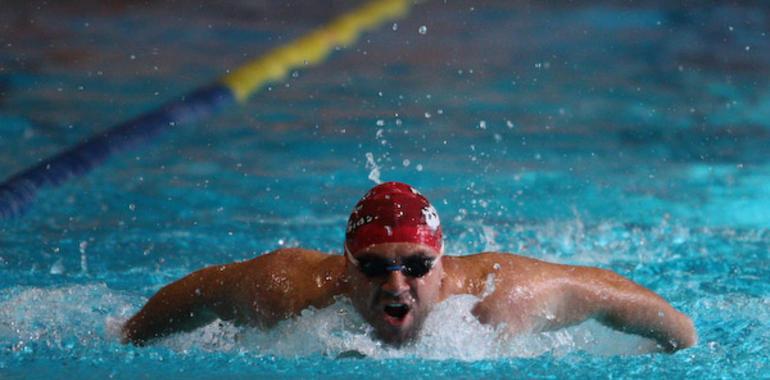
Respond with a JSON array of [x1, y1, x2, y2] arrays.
[[50, 258, 65, 275], [80, 243, 88, 273], [365, 153, 381, 184], [376, 119, 385, 126], [418, 25, 427, 35], [481, 272, 496, 298]]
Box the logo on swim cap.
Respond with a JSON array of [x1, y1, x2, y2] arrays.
[[345, 182, 443, 255]]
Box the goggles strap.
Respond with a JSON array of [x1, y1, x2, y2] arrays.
[[344, 243, 359, 266]]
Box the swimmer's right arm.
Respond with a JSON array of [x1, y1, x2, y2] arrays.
[[121, 263, 241, 345], [121, 248, 344, 345]]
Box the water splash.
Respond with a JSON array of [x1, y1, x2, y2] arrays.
[[152, 295, 656, 359], [0, 284, 135, 354], [365, 152, 382, 184], [0, 283, 660, 360]]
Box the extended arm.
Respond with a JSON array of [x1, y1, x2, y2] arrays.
[[556, 266, 697, 352], [121, 264, 238, 345], [465, 254, 696, 352], [121, 249, 346, 346]]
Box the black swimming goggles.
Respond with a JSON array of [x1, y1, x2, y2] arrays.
[[350, 254, 437, 278]]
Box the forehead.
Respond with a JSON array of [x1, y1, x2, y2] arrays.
[[354, 242, 440, 259]]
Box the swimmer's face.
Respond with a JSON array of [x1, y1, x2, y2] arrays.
[[346, 242, 443, 346]]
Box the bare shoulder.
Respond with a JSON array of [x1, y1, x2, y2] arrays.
[[227, 248, 347, 325], [444, 252, 642, 298], [236, 247, 340, 271], [445, 252, 628, 282], [231, 247, 346, 292], [442, 252, 566, 285], [445, 251, 561, 267]]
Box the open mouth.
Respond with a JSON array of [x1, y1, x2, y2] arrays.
[[383, 303, 410, 320]]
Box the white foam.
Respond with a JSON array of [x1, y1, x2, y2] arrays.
[[157, 295, 657, 359], [0, 284, 136, 352], [0, 281, 658, 359]]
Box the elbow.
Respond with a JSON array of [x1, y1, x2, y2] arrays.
[[120, 324, 142, 346], [682, 315, 698, 348], [658, 313, 697, 353], [120, 317, 149, 346], [672, 315, 698, 352]]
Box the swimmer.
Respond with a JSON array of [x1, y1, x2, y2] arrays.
[[122, 182, 697, 352]]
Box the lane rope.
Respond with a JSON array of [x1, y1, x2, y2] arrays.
[[0, 0, 412, 219]]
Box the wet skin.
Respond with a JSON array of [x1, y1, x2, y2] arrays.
[[345, 243, 444, 346], [122, 243, 697, 352]]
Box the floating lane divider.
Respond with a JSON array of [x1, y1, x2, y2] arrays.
[[0, 0, 412, 219]]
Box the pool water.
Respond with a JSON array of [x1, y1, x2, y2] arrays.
[[1, 1, 768, 378]]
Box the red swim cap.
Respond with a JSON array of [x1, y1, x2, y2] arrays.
[[345, 182, 442, 255]]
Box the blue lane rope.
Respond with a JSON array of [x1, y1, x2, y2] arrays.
[[0, 0, 412, 219], [0, 85, 232, 219]]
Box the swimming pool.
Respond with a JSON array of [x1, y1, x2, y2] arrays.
[[1, 1, 768, 378]]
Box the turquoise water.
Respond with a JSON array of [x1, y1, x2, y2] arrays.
[[1, 1, 769, 378]]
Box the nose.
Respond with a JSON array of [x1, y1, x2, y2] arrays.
[[380, 270, 409, 297]]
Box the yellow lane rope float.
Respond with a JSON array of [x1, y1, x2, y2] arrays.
[[223, 0, 409, 101]]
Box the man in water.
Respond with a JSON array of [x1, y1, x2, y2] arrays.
[[122, 182, 697, 352]]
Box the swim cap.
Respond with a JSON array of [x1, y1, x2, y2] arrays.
[[345, 182, 442, 256]]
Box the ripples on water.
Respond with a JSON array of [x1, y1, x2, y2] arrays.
[[2, 0, 770, 378]]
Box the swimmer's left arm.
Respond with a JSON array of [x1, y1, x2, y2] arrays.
[[555, 265, 697, 352]]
